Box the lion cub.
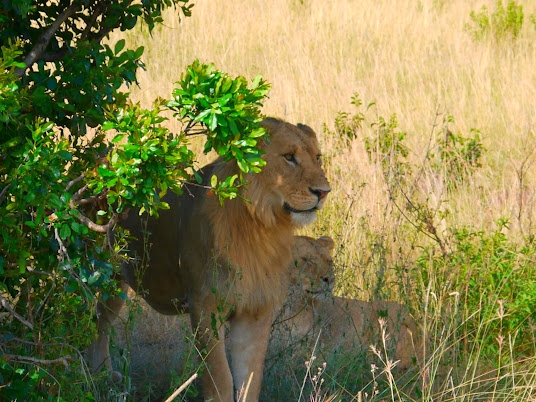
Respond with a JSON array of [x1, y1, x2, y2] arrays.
[[276, 235, 421, 372]]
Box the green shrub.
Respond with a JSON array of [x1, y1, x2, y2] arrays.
[[0, 2, 271, 399], [466, 1, 525, 42], [416, 220, 536, 357]]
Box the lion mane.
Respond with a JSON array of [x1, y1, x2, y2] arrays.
[[88, 118, 330, 401]]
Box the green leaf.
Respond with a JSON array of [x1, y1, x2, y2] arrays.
[[60, 224, 71, 239], [251, 75, 262, 88], [249, 127, 266, 138], [112, 133, 125, 143], [57, 150, 72, 161], [209, 112, 218, 131], [195, 109, 212, 122], [236, 158, 249, 173], [97, 165, 116, 178], [46, 77, 57, 91], [134, 46, 144, 59], [114, 39, 126, 54], [102, 121, 115, 131]]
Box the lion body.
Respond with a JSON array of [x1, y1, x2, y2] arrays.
[[278, 236, 421, 373], [88, 118, 330, 401]]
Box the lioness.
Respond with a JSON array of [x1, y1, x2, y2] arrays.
[[277, 235, 421, 372], [88, 118, 330, 401]]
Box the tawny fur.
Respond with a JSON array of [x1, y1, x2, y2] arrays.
[[278, 236, 422, 373], [88, 118, 330, 402]]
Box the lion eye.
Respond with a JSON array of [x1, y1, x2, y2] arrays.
[[283, 153, 297, 164]]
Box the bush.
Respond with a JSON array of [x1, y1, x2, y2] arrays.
[[466, 1, 525, 42], [0, 2, 270, 399]]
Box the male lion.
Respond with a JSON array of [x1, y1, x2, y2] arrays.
[[276, 235, 421, 373], [88, 118, 330, 401]]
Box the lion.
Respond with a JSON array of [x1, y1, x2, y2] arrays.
[[87, 118, 330, 401], [275, 235, 421, 373]]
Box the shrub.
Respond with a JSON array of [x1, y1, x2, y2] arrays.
[[0, 2, 270, 399], [466, 1, 525, 42]]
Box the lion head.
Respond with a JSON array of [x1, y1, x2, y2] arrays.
[[290, 235, 335, 295], [243, 118, 331, 228]]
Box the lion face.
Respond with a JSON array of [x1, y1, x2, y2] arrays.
[[290, 235, 335, 295], [247, 118, 331, 227]]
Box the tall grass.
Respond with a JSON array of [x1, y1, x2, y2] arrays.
[[107, 0, 536, 400]]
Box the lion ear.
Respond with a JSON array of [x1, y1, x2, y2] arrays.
[[316, 236, 335, 251], [260, 117, 283, 132], [297, 123, 317, 137]]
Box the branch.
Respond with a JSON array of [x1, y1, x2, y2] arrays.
[[69, 182, 108, 208], [54, 227, 71, 265], [91, 0, 135, 44], [80, 1, 107, 42], [0, 183, 10, 206], [183, 119, 209, 136], [65, 174, 127, 234], [15, 3, 80, 78], [4, 353, 73, 369], [0, 294, 34, 330], [76, 195, 102, 205], [26, 267, 53, 277], [73, 210, 128, 234], [66, 174, 85, 191], [164, 373, 198, 402]]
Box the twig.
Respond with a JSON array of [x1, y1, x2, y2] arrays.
[[81, 1, 107, 41], [26, 267, 53, 277], [15, 3, 80, 78], [299, 330, 322, 402], [54, 227, 71, 264], [92, 0, 135, 44], [66, 174, 85, 191], [164, 373, 198, 402], [74, 195, 101, 205], [4, 353, 73, 369], [237, 372, 254, 402], [73, 211, 123, 233], [0, 294, 34, 330], [0, 183, 10, 206], [70, 184, 90, 203], [183, 119, 208, 136]]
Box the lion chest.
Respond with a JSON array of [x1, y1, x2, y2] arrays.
[[210, 223, 293, 314]]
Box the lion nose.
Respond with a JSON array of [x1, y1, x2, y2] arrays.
[[309, 187, 331, 201]]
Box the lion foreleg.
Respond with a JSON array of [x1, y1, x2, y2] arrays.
[[87, 279, 128, 382], [229, 311, 273, 401], [191, 309, 234, 402]]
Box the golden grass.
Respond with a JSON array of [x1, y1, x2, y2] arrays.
[[107, 0, 536, 400], [117, 0, 536, 236]]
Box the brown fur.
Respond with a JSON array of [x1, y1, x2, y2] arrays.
[[279, 236, 421, 373], [88, 118, 330, 401]]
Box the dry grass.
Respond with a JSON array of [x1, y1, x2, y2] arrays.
[[106, 0, 536, 400], [116, 0, 536, 241]]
